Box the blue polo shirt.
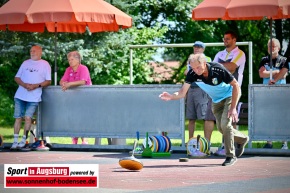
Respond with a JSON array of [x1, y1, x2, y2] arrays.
[[185, 62, 234, 103]]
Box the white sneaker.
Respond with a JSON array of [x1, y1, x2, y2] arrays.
[[10, 142, 18, 150], [214, 146, 225, 156], [17, 141, 26, 148], [281, 144, 288, 150]]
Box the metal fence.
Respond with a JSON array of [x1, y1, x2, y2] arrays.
[[37, 85, 185, 145], [248, 84, 290, 147]]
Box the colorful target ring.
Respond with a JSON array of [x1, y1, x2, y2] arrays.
[[162, 135, 170, 152], [199, 137, 206, 152], [201, 137, 209, 153], [151, 136, 159, 152], [149, 136, 156, 152], [164, 135, 171, 152], [157, 135, 166, 152]]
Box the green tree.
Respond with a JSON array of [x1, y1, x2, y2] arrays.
[[0, 0, 169, 126]]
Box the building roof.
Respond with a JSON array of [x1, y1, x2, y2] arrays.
[[150, 61, 180, 82]]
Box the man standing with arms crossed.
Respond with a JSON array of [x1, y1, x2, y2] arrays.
[[259, 38, 288, 149], [211, 30, 246, 156]]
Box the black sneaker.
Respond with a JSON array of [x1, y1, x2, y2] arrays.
[[222, 157, 237, 166], [235, 136, 249, 157]]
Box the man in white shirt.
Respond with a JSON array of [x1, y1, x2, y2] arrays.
[[11, 45, 51, 149], [212, 30, 246, 156]]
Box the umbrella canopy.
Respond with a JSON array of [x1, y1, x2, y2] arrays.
[[192, 0, 289, 20], [227, 0, 290, 19], [279, 0, 290, 17], [192, 0, 231, 20], [0, 0, 132, 85], [192, 0, 290, 81], [0, 0, 132, 33]]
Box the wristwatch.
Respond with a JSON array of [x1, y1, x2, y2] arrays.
[[38, 84, 41, 88]]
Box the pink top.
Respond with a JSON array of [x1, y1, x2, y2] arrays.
[[61, 64, 92, 85]]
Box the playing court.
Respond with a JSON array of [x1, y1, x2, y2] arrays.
[[0, 149, 289, 193]]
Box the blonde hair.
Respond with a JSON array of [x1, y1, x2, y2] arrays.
[[67, 51, 81, 63], [188, 53, 206, 64]]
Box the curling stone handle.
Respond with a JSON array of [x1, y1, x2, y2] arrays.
[[136, 131, 140, 141], [132, 140, 137, 156], [197, 135, 200, 150], [146, 132, 149, 148]]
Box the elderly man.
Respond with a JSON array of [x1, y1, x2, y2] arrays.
[[159, 54, 249, 166], [259, 38, 289, 149], [183, 41, 214, 144], [11, 45, 51, 149]]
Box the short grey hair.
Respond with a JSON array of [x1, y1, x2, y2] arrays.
[[32, 45, 42, 52], [188, 53, 206, 64], [268, 38, 280, 49], [67, 51, 81, 63]]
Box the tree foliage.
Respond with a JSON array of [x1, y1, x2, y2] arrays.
[[0, 0, 168, 125]]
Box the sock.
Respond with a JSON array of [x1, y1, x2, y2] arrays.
[[14, 134, 19, 143], [25, 130, 29, 139], [21, 135, 27, 143]]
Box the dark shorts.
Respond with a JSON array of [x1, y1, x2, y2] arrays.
[[186, 87, 208, 120]]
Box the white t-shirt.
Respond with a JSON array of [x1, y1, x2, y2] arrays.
[[213, 46, 245, 86], [14, 59, 51, 102]]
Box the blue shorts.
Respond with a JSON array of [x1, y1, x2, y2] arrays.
[[14, 98, 39, 118]]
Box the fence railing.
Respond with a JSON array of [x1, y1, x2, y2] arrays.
[[37, 85, 185, 147]]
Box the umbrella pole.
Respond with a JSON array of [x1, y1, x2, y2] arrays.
[[54, 23, 57, 86], [269, 18, 273, 81]]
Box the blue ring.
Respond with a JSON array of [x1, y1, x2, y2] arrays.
[[157, 135, 165, 152]]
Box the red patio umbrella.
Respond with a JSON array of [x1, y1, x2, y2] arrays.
[[0, 0, 132, 84], [278, 0, 290, 17], [192, 0, 231, 20], [192, 0, 289, 80], [192, 0, 289, 20], [226, 0, 289, 19], [0, 0, 132, 32]]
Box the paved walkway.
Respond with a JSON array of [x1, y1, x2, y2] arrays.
[[0, 149, 290, 193]]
